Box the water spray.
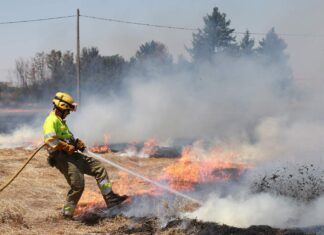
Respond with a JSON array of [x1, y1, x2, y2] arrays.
[[84, 149, 203, 205]]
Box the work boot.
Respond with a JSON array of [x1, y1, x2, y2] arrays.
[[104, 191, 128, 209], [62, 213, 74, 221], [62, 201, 76, 220]]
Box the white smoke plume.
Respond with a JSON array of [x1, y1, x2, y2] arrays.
[[73, 55, 292, 147], [186, 192, 324, 228], [69, 53, 324, 229], [71, 52, 324, 164], [0, 125, 42, 149], [1, 48, 323, 229]]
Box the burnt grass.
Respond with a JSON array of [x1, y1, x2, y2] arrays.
[[79, 214, 313, 235], [251, 164, 324, 202]]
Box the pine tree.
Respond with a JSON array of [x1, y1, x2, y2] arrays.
[[258, 28, 287, 62], [134, 40, 172, 65], [130, 40, 173, 76], [240, 30, 255, 56], [257, 28, 293, 92], [188, 7, 236, 61]]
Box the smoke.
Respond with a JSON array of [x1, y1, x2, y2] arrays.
[[0, 125, 42, 149], [237, 116, 324, 163], [69, 51, 324, 228], [2, 39, 324, 228], [186, 192, 324, 228], [183, 161, 323, 228], [73, 54, 293, 147], [0, 111, 46, 148]]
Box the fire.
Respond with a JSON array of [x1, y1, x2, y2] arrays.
[[89, 135, 160, 156], [73, 142, 249, 217], [90, 134, 111, 153], [113, 171, 161, 196], [143, 138, 158, 156], [74, 191, 105, 217], [160, 145, 247, 191]]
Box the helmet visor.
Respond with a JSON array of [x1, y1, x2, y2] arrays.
[[70, 103, 78, 111]]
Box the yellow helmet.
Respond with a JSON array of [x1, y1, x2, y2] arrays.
[[52, 92, 77, 111]]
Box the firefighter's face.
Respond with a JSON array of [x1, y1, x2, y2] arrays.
[[62, 109, 70, 119]]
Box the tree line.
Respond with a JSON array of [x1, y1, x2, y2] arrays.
[[0, 7, 291, 106]]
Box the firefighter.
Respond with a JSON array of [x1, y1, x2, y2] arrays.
[[43, 92, 128, 219]]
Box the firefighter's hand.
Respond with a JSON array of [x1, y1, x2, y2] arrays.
[[56, 141, 76, 155], [75, 138, 86, 152], [66, 144, 76, 155]]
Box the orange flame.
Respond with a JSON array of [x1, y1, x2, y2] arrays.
[[113, 172, 161, 196], [160, 145, 247, 191], [90, 134, 111, 153], [74, 191, 105, 217], [73, 142, 249, 216], [143, 138, 158, 156]]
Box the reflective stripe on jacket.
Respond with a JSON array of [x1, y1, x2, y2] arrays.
[[43, 111, 73, 149]]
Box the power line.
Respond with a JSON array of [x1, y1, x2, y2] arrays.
[[81, 14, 324, 38], [0, 15, 75, 25], [1, 14, 324, 38], [81, 14, 197, 31], [236, 31, 324, 38]]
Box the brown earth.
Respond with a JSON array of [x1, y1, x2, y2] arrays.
[[0, 148, 314, 235]]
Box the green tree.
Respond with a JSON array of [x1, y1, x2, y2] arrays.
[[133, 40, 172, 65], [61, 51, 75, 91], [81, 47, 102, 82], [46, 50, 63, 83], [80, 47, 127, 93], [46, 50, 76, 93], [62, 51, 75, 76], [240, 30, 255, 56], [188, 7, 236, 61], [257, 28, 287, 62], [257, 28, 293, 92], [130, 40, 173, 76], [30, 52, 47, 83], [102, 55, 126, 78], [81, 47, 100, 68], [15, 58, 30, 88]]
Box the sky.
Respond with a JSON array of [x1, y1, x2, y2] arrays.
[[0, 0, 324, 85]]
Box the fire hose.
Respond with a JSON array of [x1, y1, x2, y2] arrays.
[[0, 143, 46, 193], [0, 144, 202, 205], [84, 149, 203, 205]]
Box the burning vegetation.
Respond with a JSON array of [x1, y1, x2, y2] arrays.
[[89, 134, 112, 153], [0, 144, 322, 234], [160, 145, 247, 191]]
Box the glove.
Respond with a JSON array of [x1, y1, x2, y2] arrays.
[[56, 141, 76, 155], [75, 138, 86, 152]]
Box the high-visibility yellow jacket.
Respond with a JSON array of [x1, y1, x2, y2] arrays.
[[43, 111, 74, 150]]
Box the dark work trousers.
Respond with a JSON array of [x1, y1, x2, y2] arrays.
[[50, 151, 110, 212]]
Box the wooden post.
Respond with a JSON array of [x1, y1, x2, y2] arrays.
[[76, 9, 81, 105]]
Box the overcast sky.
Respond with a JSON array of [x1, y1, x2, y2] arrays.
[[0, 0, 323, 85]]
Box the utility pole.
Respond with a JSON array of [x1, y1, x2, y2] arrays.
[[76, 9, 81, 105]]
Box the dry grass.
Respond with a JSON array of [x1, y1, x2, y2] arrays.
[[0, 148, 312, 235], [0, 148, 185, 235]]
